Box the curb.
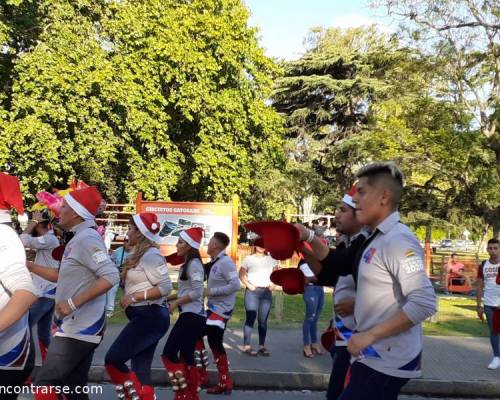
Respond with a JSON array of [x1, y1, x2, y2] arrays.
[[81, 366, 500, 398]]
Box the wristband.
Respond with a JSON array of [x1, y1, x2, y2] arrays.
[[67, 298, 77, 312], [144, 290, 148, 301], [306, 229, 315, 243]]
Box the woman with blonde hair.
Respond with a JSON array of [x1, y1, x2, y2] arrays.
[[105, 213, 172, 400]]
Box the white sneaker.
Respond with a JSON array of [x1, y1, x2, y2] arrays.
[[487, 357, 500, 369]]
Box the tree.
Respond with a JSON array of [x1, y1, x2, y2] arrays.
[[0, 0, 284, 217], [373, 0, 500, 236], [272, 26, 419, 213]]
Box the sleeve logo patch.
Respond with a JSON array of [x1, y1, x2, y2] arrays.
[[157, 264, 168, 276], [91, 248, 108, 264], [191, 272, 203, 282], [402, 256, 424, 274], [228, 271, 238, 279], [405, 250, 415, 258]]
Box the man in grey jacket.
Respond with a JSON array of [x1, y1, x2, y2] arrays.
[[195, 232, 240, 395], [296, 162, 437, 400], [34, 186, 119, 400]]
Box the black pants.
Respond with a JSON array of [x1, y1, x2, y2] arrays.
[[200, 310, 228, 354], [0, 335, 35, 400], [34, 336, 98, 400], [326, 346, 351, 400], [338, 362, 409, 400], [163, 312, 206, 365], [105, 305, 170, 385]]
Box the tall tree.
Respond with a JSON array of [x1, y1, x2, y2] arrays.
[[373, 0, 500, 236], [0, 0, 284, 216]]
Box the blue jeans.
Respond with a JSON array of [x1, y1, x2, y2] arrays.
[[29, 297, 55, 348], [339, 362, 409, 400], [244, 287, 272, 346], [484, 305, 500, 357], [105, 305, 170, 385], [302, 285, 324, 345], [105, 284, 119, 314]]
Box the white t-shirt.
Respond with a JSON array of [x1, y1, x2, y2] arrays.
[[241, 254, 277, 288], [478, 260, 500, 307]]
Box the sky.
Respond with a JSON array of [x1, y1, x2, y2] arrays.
[[244, 0, 394, 60]]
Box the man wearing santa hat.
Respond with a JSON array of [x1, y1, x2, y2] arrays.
[[194, 232, 240, 395], [324, 186, 368, 400], [0, 174, 37, 399], [34, 186, 119, 400]]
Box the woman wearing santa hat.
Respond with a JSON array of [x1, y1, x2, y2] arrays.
[[20, 211, 60, 364], [34, 186, 120, 400], [105, 213, 172, 400], [162, 227, 206, 400], [0, 174, 37, 399]]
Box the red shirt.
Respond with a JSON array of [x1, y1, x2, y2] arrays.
[[448, 261, 464, 274]]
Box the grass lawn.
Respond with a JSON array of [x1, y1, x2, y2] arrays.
[[108, 290, 489, 337]]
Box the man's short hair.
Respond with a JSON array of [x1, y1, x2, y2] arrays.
[[355, 162, 404, 206], [488, 238, 500, 246], [213, 232, 230, 248]]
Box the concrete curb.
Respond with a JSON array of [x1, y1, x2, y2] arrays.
[[81, 366, 500, 398]]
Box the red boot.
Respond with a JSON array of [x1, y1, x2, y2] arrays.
[[34, 386, 58, 400], [141, 385, 156, 400], [194, 340, 209, 387], [186, 365, 201, 400], [105, 364, 142, 399], [161, 356, 190, 400], [206, 351, 233, 395]]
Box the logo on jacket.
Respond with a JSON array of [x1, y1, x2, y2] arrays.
[[363, 248, 377, 263]]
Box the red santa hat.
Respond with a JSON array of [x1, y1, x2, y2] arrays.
[[342, 184, 357, 209], [64, 186, 105, 220], [132, 212, 160, 242], [179, 227, 204, 249], [0, 172, 27, 223]]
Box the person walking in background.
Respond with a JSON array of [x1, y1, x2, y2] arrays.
[[20, 211, 60, 363], [106, 238, 134, 317], [476, 238, 500, 369], [162, 227, 206, 400], [105, 213, 172, 400], [239, 242, 278, 356], [299, 258, 324, 358]]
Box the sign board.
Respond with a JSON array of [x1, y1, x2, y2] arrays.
[[136, 193, 239, 261]]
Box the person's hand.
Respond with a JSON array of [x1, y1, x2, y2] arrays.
[[168, 300, 180, 315], [334, 298, 355, 318], [294, 223, 310, 241], [31, 211, 44, 223], [477, 306, 485, 321], [26, 261, 36, 272], [120, 294, 137, 309], [268, 284, 277, 291], [55, 300, 72, 319], [247, 284, 257, 291], [347, 330, 377, 357]]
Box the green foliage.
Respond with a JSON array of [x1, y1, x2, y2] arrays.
[[0, 0, 284, 214]]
